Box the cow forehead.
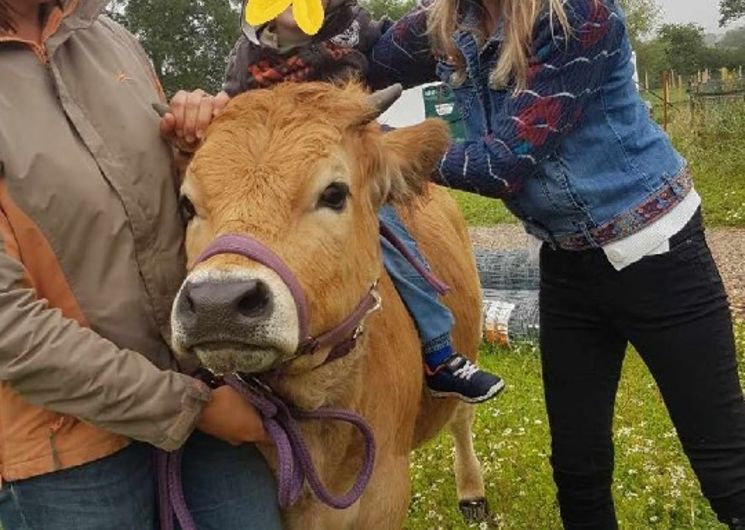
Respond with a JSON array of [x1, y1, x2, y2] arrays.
[[191, 131, 354, 196]]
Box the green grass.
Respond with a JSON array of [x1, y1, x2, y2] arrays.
[[669, 103, 745, 227], [406, 322, 745, 530], [452, 100, 745, 229], [451, 190, 517, 226]]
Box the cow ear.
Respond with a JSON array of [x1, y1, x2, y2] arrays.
[[376, 119, 450, 206]]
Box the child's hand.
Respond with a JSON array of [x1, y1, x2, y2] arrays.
[[159, 90, 230, 153]]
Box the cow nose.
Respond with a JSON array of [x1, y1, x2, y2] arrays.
[[178, 279, 274, 330]]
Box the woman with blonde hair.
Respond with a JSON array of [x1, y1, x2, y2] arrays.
[[369, 0, 745, 528]]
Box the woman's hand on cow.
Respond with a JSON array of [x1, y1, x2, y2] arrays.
[[196, 385, 269, 445], [159, 89, 230, 152]]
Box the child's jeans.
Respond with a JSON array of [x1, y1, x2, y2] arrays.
[[379, 205, 455, 354]]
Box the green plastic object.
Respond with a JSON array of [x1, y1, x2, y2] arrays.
[[422, 84, 465, 141]]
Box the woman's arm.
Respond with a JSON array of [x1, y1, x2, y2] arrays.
[[436, 1, 623, 197], [367, 6, 439, 90], [0, 211, 210, 451]]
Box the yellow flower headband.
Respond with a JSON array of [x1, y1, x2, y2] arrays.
[[244, 0, 325, 36]]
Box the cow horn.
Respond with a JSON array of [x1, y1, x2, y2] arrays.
[[364, 84, 403, 121]]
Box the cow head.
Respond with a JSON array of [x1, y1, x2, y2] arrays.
[[170, 82, 450, 376]]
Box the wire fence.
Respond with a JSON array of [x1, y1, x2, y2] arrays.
[[475, 249, 540, 347], [637, 70, 745, 130]]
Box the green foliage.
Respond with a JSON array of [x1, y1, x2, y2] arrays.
[[720, 26, 745, 49], [406, 321, 745, 529], [669, 102, 745, 226], [107, 0, 240, 96], [657, 23, 707, 77], [618, 0, 661, 46], [721, 0, 745, 27], [450, 191, 517, 226], [359, 0, 415, 21], [636, 20, 745, 90], [634, 38, 667, 87]]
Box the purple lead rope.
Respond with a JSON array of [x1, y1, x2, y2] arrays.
[[156, 375, 376, 529]]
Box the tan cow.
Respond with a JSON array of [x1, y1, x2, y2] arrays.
[[170, 81, 487, 529]]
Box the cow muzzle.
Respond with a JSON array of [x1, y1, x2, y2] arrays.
[[171, 261, 302, 375], [172, 234, 382, 377]]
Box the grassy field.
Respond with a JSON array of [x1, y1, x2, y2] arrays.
[[408, 102, 745, 529], [453, 100, 745, 230], [406, 323, 745, 530]]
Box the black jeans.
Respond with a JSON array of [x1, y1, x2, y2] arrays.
[[540, 209, 745, 529]]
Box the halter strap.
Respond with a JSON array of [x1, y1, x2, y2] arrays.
[[194, 234, 380, 366]]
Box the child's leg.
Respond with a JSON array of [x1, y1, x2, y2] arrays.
[[379, 205, 504, 403], [379, 206, 455, 364]]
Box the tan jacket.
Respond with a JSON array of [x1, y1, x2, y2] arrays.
[[0, 0, 210, 481]]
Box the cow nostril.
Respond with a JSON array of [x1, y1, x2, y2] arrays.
[[237, 280, 272, 318], [185, 291, 197, 315]]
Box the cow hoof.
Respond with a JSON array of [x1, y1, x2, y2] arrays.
[[458, 497, 490, 523]]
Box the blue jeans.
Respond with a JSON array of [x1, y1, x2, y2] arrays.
[[0, 432, 281, 530], [379, 205, 454, 353]]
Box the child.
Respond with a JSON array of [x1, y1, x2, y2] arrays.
[[222, 1, 504, 403]]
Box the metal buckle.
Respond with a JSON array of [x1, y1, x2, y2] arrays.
[[368, 281, 382, 314], [353, 284, 383, 340], [235, 372, 274, 395]]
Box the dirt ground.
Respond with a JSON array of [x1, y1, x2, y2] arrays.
[[469, 225, 745, 320]]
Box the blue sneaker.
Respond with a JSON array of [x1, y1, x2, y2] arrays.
[[426, 354, 505, 403]]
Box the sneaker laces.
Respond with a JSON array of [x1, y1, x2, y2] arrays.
[[453, 360, 479, 381]]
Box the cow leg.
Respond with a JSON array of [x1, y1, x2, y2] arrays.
[[450, 402, 489, 523]]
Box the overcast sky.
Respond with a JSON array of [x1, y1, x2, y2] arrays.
[[658, 0, 734, 34]]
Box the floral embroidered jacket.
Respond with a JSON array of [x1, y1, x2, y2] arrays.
[[368, 0, 690, 250]]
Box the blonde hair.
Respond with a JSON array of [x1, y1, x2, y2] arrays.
[[428, 0, 571, 90]]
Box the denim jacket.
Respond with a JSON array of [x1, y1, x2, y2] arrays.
[[368, 0, 690, 250]]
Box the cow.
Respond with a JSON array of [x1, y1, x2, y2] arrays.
[[170, 81, 488, 529]]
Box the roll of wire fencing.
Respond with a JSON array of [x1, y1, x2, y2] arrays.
[[474, 249, 540, 347]]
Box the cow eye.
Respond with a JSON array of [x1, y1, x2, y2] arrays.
[[179, 195, 196, 222], [317, 182, 349, 212]]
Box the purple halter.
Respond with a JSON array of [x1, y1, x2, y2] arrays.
[[194, 234, 382, 363]]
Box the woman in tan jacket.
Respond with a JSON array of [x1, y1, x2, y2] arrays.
[[0, 1, 280, 528]]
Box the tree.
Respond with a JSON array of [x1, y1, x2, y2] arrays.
[[658, 23, 707, 77], [721, 0, 745, 26], [635, 38, 666, 86], [720, 25, 745, 49], [108, 0, 240, 96], [359, 0, 415, 21], [619, 0, 661, 46]]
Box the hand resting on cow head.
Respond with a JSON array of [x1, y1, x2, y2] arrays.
[[170, 82, 450, 376]]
